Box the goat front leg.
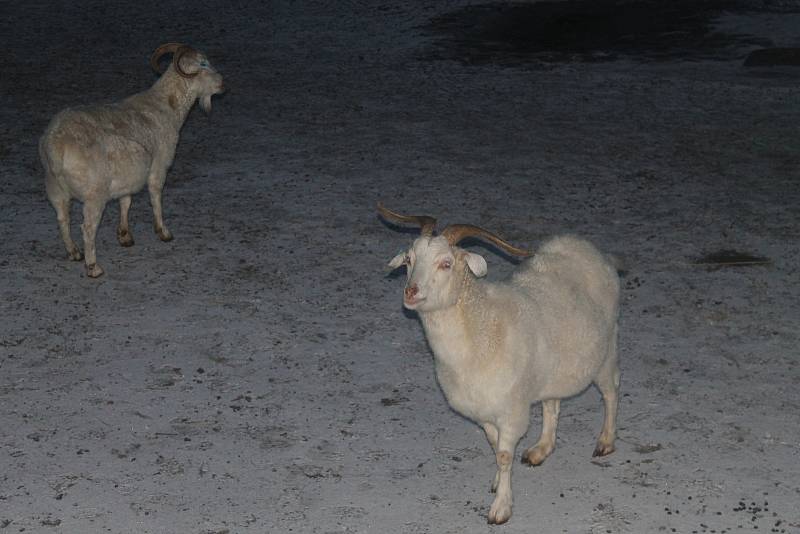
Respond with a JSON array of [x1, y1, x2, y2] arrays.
[[483, 423, 500, 492], [487, 418, 526, 525], [523, 399, 560, 466], [117, 195, 134, 247], [148, 173, 173, 242], [81, 199, 106, 278]]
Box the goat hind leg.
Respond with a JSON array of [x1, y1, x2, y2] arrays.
[[81, 200, 106, 278], [50, 195, 83, 261], [523, 399, 560, 466], [117, 195, 134, 247], [593, 358, 620, 457], [149, 184, 172, 242]]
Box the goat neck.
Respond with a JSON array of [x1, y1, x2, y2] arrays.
[[419, 267, 488, 365], [149, 66, 198, 124]]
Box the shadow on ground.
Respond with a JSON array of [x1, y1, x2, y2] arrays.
[[422, 0, 794, 66]]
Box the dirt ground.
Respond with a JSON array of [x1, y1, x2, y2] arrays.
[[1, 1, 799, 533]]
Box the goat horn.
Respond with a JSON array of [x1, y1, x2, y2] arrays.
[[150, 43, 197, 78], [173, 45, 197, 78], [377, 202, 437, 237], [150, 42, 183, 73], [441, 224, 532, 257]]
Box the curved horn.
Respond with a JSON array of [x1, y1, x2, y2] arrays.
[[173, 45, 197, 78], [377, 202, 437, 237], [150, 42, 197, 78], [150, 42, 183, 73], [440, 224, 532, 257]]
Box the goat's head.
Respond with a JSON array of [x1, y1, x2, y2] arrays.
[[378, 203, 531, 312], [150, 43, 225, 112]]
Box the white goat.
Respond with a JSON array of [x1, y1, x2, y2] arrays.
[[379, 203, 620, 525], [39, 43, 225, 277]]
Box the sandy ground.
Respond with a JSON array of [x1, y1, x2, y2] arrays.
[[1, 1, 799, 533]]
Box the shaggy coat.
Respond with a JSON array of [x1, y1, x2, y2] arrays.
[[386, 223, 620, 525], [40, 44, 224, 277]]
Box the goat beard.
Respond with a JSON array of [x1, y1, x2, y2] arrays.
[[200, 95, 212, 113]]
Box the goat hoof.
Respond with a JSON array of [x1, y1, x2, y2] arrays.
[[85, 263, 105, 278], [157, 229, 173, 242], [522, 456, 543, 467], [488, 496, 512, 525], [488, 515, 510, 526], [592, 442, 615, 458], [117, 229, 134, 247], [68, 249, 84, 261], [522, 445, 552, 466]]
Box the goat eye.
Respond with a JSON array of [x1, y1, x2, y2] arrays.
[[199, 60, 209, 68], [440, 258, 452, 270]]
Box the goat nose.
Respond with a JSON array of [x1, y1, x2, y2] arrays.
[[404, 284, 418, 300]]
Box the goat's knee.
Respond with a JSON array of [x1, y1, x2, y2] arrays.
[[496, 450, 512, 469]]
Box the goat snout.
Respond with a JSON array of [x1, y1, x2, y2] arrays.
[[404, 284, 418, 300], [404, 284, 424, 307]]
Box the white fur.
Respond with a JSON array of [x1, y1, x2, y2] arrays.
[[387, 233, 620, 524], [39, 46, 224, 277]]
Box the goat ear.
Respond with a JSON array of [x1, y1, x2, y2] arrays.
[[464, 252, 488, 277], [386, 252, 406, 271]]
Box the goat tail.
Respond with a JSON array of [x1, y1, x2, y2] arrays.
[[604, 253, 627, 277]]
